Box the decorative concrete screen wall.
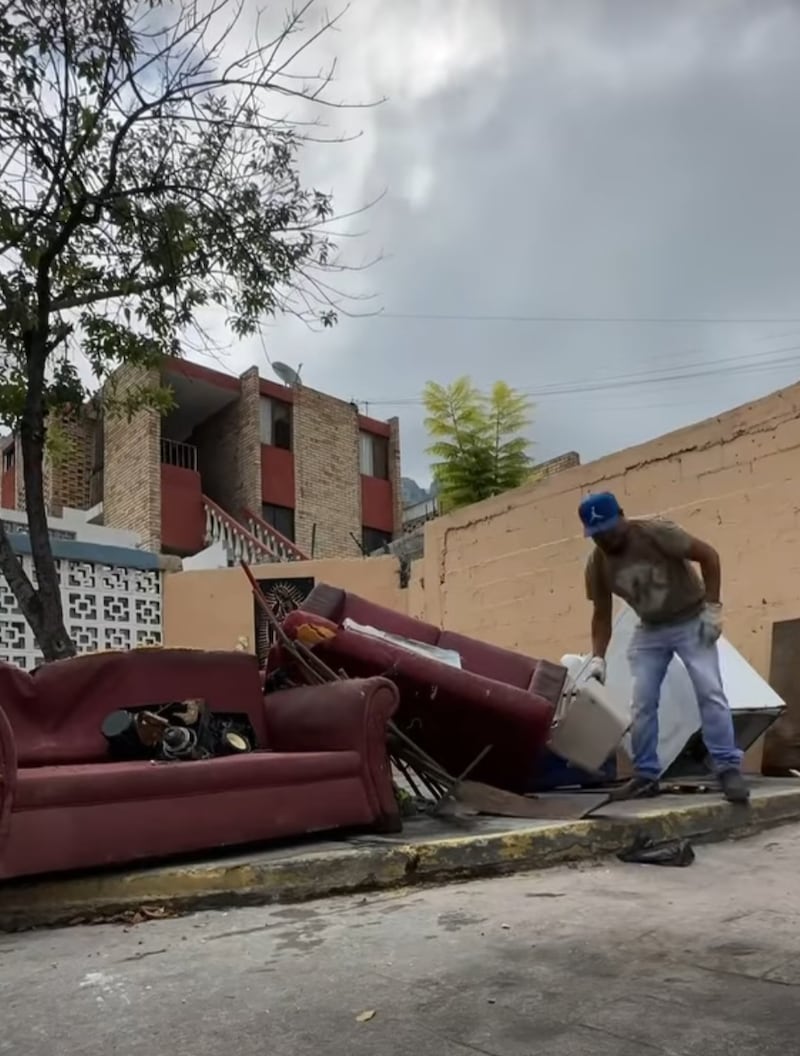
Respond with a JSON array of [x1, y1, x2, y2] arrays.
[[0, 531, 163, 669]]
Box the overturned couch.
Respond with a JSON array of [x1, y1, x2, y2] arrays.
[[272, 584, 572, 793], [0, 649, 400, 881]]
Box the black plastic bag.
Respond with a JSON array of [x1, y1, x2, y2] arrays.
[[617, 834, 695, 867]]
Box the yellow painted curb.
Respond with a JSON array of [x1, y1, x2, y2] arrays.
[[2, 785, 799, 931]]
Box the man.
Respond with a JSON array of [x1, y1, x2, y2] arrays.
[[579, 491, 749, 804]]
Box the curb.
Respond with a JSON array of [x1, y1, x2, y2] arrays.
[[2, 786, 799, 931]]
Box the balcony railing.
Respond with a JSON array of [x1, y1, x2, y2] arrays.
[[161, 437, 198, 471]]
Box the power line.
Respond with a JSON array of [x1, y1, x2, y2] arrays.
[[359, 344, 800, 407], [366, 311, 800, 325]]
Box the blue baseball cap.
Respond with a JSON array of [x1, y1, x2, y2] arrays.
[[578, 492, 622, 537]]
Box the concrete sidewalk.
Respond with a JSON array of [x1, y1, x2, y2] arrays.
[[5, 827, 800, 1055], [2, 778, 799, 931]]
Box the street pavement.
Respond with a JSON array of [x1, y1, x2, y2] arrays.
[[2, 826, 799, 1055]]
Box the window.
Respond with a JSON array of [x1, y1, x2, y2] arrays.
[[362, 526, 392, 554], [2, 445, 14, 473], [262, 503, 295, 542], [359, 431, 389, 479], [260, 397, 292, 451]]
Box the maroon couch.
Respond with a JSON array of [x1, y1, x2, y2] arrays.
[[274, 585, 567, 793], [0, 650, 400, 880]]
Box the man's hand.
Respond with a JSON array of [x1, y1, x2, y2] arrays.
[[586, 656, 607, 684], [699, 602, 723, 646]]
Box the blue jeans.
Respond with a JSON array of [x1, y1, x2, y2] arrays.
[[627, 616, 743, 779]]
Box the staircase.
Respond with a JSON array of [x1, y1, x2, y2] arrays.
[[242, 508, 308, 562], [202, 497, 308, 566]]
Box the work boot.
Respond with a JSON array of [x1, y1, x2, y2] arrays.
[[608, 776, 661, 802], [719, 769, 750, 805]]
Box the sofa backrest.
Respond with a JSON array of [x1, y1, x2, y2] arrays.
[[303, 584, 441, 646], [303, 584, 564, 697], [437, 631, 539, 689], [0, 696, 16, 841], [12, 649, 267, 766], [0, 662, 37, 767]]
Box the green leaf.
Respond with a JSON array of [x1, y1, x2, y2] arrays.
[[423, 377, 533, 511]]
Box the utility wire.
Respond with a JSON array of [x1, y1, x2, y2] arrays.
[[366, 312, 800, 325], [359, 344, 800, 407]]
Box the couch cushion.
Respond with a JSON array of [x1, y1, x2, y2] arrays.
[[21, 649, 267, 766], [15, 750, 361, 810], [341, 598, 441, 645], [302, 584, 442, 646], [437, 631, 538, 689]]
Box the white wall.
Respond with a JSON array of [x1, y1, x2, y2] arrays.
[[0, 506, 142, 549]]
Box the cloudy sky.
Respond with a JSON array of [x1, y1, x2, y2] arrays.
[[203, 0, 800, 485]]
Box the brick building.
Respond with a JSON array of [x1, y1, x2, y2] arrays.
[[0, 358, 402, 564]]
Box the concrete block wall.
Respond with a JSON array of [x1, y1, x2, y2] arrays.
[[293, 386, 362, 558], [412, 383, 800, 685], [191, 366, 261, 518], [163, 554, 406, 652], [103, 365, 161, 551]]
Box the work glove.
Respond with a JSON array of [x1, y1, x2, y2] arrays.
[[698, 603, 723, 646], [586, 656, 607, 685]]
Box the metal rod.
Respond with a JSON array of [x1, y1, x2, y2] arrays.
[[392, 755, 424, 800], [432, 745, 494, 814]]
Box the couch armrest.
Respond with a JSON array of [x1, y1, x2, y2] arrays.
[[264, 677, 400, 829], [529, 659, 569, 710], [0, 703, 17, 845], [265, 676, 398, 753]]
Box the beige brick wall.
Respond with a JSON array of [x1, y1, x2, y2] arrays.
[[293, 387, 362, 558], [536, 450, 580, 478], [192, 366, 260, 517], [14, 437, 25, 511], [236, 367, 262, 514], [48, 411, 95, 512], [103, 365, 161, 550], [11, 413, 95, 515], [388, 416, 403, 535]]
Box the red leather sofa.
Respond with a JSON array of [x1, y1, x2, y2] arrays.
[[0, 649, 400, 881], [274, 585, 567, 793]]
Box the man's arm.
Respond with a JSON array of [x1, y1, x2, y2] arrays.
[[685, 536, 721, 603], [648, 520, 722, 604], [591, 594, 613, 659], [585, 553, 613, 659]]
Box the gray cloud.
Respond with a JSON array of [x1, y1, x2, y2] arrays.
[[216, 0, 800, 483]]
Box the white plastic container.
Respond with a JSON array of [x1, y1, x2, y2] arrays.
[[547, 661, 630, 773]]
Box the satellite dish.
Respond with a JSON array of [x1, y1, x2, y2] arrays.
[[272, 361, 303, 388]]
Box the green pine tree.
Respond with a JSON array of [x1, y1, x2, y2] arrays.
[[423, 377, 535, 512]]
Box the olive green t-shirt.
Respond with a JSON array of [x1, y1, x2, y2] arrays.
[[585, 519, 706, 626]]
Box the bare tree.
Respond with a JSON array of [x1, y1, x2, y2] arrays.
[[0, 0, 370, 660]]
